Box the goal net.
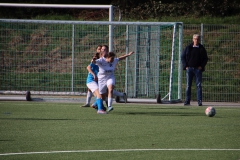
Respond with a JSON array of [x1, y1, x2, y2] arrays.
[[0, 19, 183, 102]]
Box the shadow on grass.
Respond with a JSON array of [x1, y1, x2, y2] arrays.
[[146, 107, 193, 110], [115, 111, 203, 116], [0, 140, 15, 141], [0, 118, 78, 121]]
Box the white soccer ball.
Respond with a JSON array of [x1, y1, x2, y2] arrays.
[[205, 106, 216, 117]]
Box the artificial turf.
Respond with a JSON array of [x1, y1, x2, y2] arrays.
[[0, 101, 239, 160]]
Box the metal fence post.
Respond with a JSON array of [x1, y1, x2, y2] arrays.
[[178, 23, 183, 100], [71, 24, 75, 92], [201, 23, 204, 45]]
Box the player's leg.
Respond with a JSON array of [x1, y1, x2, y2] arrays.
[[101, 92, 108, 107], [87, 82, 106, 114], [113, 90, 127, 103], [113, 90, 123, 97], [98, 79, 110, 113], [93, 89, 107, 114], [90, 88, 100, 109], [81, 88, 93, 107], [107, 85, 114, 108], [106, 77, 115, 112], [98, 76, 109, 106]]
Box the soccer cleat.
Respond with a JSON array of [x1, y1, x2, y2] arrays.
[[107, 106, 114, 112], [123, 93, 127, 104], [91, 102, 97, 109], [97, 110, 107, 114], [198, 100, 202, 106], [81, 104, 90, 107], [184, 101, 190, 106]]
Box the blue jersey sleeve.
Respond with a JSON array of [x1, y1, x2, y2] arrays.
[[86, 63, 99, 84]]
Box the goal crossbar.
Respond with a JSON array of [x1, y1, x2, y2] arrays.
[[0, 19, 182, 26], [0, 3, 112, 9], [0, 3, 115, 51]]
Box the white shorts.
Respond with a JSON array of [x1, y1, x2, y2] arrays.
[[87, 81, 99, 93], [98, 74, 115, 94]]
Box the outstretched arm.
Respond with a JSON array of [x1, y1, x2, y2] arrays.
[[118, 51, 134, 60]]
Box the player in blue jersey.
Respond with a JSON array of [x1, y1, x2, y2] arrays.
[[92, 50, 134, 112], [86, 52, 106, 114], [82, 45, 102, 107]]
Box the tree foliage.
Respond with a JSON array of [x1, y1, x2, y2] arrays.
[[0, 0, 239, 19], [112, 0, 240, 19]]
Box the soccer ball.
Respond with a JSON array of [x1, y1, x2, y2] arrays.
[[205, 106, 216, 117]]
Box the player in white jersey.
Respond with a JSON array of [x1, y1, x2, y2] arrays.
[[92, 51, 134, 112], [99, 45, 128, 104]]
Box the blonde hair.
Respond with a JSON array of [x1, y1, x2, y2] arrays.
[[193, 34, 200, 39]]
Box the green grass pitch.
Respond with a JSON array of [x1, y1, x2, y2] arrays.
[[0, 101, 239, 160]]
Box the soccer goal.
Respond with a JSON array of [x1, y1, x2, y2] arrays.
[[0, 18, 183, 102], [0, 3, 183, 103]]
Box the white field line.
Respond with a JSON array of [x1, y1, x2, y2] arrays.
[[1, 148, 240, 156]]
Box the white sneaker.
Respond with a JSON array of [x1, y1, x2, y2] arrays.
[[107, 106, 114, 112], [123, 93, 127, 104]]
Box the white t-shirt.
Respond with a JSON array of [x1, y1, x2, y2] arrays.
[[95, 57, 119, 94], [95, 57, 119, 78]]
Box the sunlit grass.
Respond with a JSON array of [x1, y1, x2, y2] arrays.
[[0, 101, 239, 159]]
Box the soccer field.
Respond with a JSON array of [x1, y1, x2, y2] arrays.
[[0, 101, 239, 160]]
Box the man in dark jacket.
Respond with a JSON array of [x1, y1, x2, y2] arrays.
[[181, 34, 208, 106]]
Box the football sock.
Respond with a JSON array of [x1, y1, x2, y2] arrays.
[[86, 91, 93, 105], [96, 98, 104, 110], [92, 99, 97, 107], [108, 97, 113, 107]]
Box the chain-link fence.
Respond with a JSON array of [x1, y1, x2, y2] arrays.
[[0, 20, 239, 102], [182, 24, 240, 102], [0, 20, 183, 102]]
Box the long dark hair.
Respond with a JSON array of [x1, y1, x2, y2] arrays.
[[94, 52, 100, 59]]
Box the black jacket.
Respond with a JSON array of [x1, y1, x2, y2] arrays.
[[181, 43, 208, 72]]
